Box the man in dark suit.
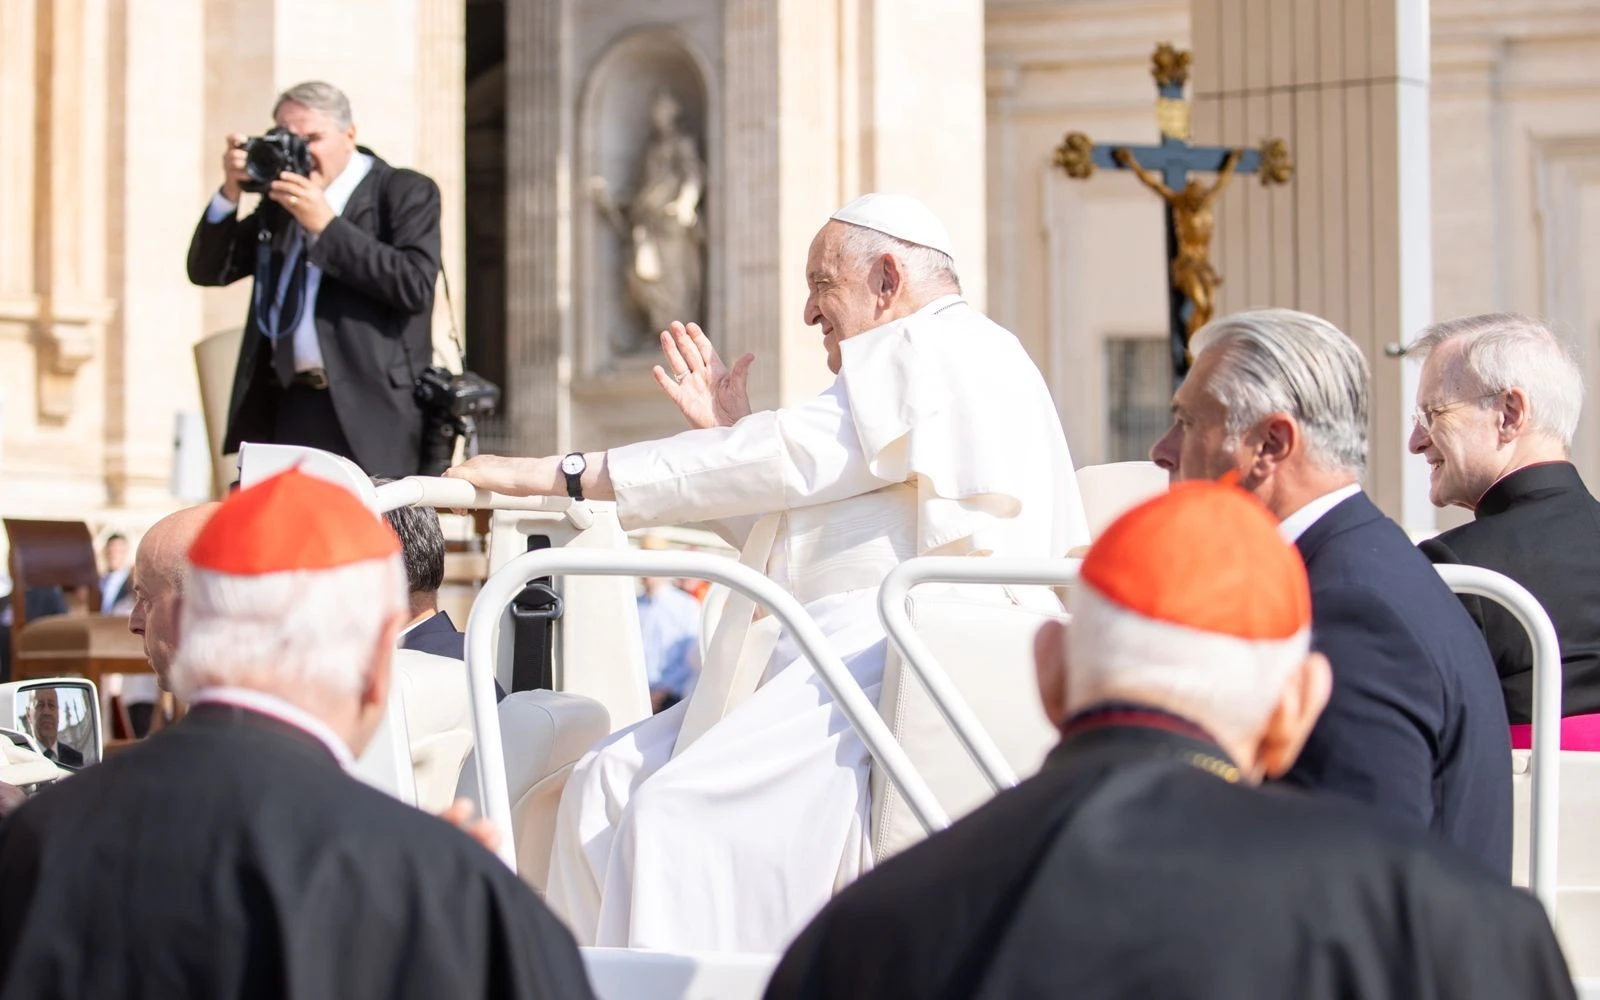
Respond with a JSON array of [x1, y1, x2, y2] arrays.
[[380, 491, 504, 701], [0, 469, 594, 1000], [1407, 314, 1600, 740], [1151, 308, 1512, 876], [23, 688, 83, 768], [98, 533, 133, 615], [187, 81, 441, 479], [767, 483, 1572, 1000]]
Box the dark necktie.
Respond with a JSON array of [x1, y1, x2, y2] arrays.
[[42, 747, 55, 762]]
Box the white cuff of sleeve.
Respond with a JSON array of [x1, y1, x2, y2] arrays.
[[205, 190, 239, 224]]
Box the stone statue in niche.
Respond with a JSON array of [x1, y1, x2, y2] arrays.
[[590, 90, 706, 355]]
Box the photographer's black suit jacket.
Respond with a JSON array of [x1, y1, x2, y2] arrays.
[[186, 149, 441, 478], [1420, 461, 1600, 724], [1284, 491, 1511, 878]]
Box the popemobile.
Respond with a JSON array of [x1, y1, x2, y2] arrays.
[[4, 440, 1595, 998]]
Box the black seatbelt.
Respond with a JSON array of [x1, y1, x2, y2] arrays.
[[508, 534, 563, 692]]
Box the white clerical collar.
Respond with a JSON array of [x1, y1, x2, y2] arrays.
[[189, 687, 356, 768], [322, 152, 374, 218], [1278, 483, 1362, 543]]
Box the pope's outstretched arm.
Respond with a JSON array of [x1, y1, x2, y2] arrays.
[[446, 377, 888, 530]]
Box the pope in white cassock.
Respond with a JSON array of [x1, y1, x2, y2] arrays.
[[447, 193, 1090, 952]]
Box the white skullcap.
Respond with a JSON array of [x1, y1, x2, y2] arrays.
[[829, 193, 955, 259]]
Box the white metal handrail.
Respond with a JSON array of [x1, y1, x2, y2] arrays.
[[877, 558, 1082, 792], [1434, 564, 1563, 909], [880, 557, 1563, 912], [373, 476, 593, 529], [465, 548, 951, 870]]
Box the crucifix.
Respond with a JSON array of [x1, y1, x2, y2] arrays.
[[1055, 43, 1293, 386]]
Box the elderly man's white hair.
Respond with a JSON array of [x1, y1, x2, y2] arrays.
[[1191, 308, 1370, 475], [170, 555, 406, 701], [1065, 583, 1311, 742], [1407, 312, 1585, 450]]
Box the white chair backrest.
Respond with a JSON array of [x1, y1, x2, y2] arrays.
[[871, 589, 1062, 862], [1512, 750, 1600, 978], [349, 649, 476, 811], [488, 508, 652, 732], [389, 648, 476, 813], [1074, 462, 1168, 540], [454, 690, 611, 891], [237, 442, 379, 505], [351, 682, 420, 807]]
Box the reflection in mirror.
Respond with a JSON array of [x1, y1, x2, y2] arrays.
[[12, 683, 101, 770]]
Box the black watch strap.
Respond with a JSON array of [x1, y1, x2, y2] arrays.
[[562, 453, 585, 501]]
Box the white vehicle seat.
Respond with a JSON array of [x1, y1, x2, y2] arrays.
[[1074, 461, 1168, 540], [389, 649, 477, 813], [870, 591, 1064, 863], [456, 690, 611, 891], [1512, 749, 1600, 977], [350, 649, 475, 812]]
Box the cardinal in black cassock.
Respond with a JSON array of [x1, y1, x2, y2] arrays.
[[0, 470, 595, 1000], [767, 482, 1574, 1000]]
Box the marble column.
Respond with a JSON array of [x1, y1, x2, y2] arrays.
[[37, 0, 113, 430], [768, 0, 990, 406], [416, 0, 467, 367], [504, 0, 571, 457], [1192, 0, 1433, 526], [102, 0, 207, 507]]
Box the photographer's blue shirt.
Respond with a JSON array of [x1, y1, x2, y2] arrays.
[[207, 152, 375, 372]]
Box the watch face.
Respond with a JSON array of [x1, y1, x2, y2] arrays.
[[560, 453, 585, 476]]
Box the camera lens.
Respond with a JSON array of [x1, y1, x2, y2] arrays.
[[245, 141, 288, 188]]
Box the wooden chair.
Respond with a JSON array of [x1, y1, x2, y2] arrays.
[[4, 519, 152, 691]]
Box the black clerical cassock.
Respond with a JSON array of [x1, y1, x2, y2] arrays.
[[0, 704, 595, 1000], [767, 709, 1574, 1000]]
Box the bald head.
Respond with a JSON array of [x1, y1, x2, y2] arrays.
[[129, 503, 219, 689]]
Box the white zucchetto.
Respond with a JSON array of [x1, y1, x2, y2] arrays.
[[829, 193, 956, 259]]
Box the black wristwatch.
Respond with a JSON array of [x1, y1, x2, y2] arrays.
[[560, 452, 587, 501]]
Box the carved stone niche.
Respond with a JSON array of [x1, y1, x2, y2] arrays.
[[576, 29, 712, 380]]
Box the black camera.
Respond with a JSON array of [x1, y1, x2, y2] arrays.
[[240, 128, 312, 194], [415, 366, 502, 476]]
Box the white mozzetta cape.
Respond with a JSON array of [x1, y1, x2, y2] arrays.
[[606, 295, 1088, 568]]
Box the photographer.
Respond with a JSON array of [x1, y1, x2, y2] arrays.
[[187, 81, 441, 478]]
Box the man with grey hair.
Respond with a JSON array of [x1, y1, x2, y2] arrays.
[[0, 470, 594, 998], [1150, 307, 1511, 876], [450, 193, 1091, 950], [187, 80, 442, 478], [1409, 313, 1600, 742]]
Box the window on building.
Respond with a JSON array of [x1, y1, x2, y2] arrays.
[[1105, 336, 1170, 462]]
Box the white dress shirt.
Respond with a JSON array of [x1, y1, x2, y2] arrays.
[[206, 152, 375, 371], [1277, 483, 1362, 543]]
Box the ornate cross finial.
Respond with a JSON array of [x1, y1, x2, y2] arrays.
[[1151, 43, 1191, 89]]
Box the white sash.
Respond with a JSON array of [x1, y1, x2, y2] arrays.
[[672, 513, 785, 757]]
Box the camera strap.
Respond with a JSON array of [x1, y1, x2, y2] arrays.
[[250, 208, 310, 348]]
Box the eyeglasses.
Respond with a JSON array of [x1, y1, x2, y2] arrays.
[[1411, 391, 1502, 433]]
